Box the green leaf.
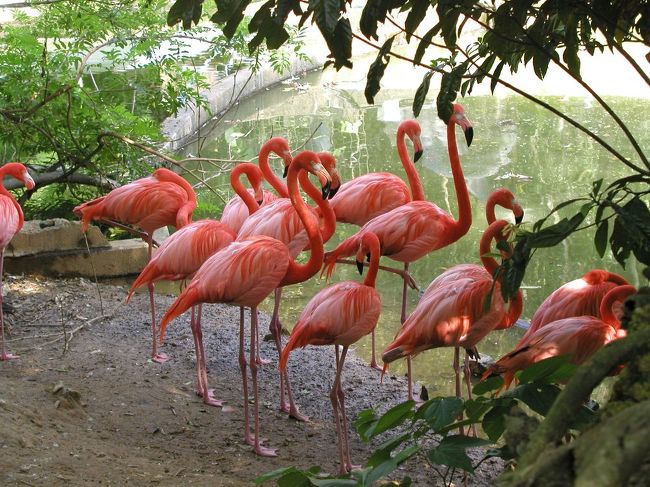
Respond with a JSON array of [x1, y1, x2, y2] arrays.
[[472, 376, 504, 396], [504, 383, 561, 416], [490, 61, 505, 93], [414, 26, 439, 66], [610, 197, 650, 266], [516, 355, 571, 383], [364, 36, 394, 104], [370, 399, 415, 437], [594, 220, 609, 258], [255, 466, 300, 484], [427, 435, 492, 473], [482, 403, 512, 442], [414, 396, 463, 432], [367, 433, 411, 467], [412, 71, 433, 117], [167, 0, 203, 29], [354, 408, 378, 442], [366, 445, 420, 485], [310, 479, 357, 487], [310, 0, 340, 34], [436, 61, 468, 123], [278, 471, 312, 487], [404, 0, 430, 41], [527, 211, 588, 248]]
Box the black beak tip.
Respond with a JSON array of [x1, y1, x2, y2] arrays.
[[414, 150, 423, 162], [464, 127, 474, 147], [366, 252, 371, 263], [356, 260, 364, 275], [282, 166, 289, 178], [327, 185, 340, 199], [256, 199, 264, 206], [515, 213, 524, 224], [322, 181, 331, 200]]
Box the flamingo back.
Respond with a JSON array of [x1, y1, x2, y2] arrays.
[[75, 176, 191, 234], [0, 195, 21, 248], [127, 220, 236, 296], [221, 189, 278, 233], [492, 316, 620, 389], [382, 266, 507, 362], [237, 198, 317, 258], [280, 282, 381, 370], [329, 173, 410, 226]]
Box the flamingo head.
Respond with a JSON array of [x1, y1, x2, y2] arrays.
[[489, 188, 524, 224], [400, 119, 423, 161], [317, 151, 341, 199], [249, 166, 265, 205], [355, 232, 381, 275], [450, 103, 473, 147], [291, 150, 332, 200], [2, 162, 35, 190]]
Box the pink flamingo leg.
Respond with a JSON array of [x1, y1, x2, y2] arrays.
[[239, 307, 254, 446], [330, 346, 347, 473], [463, 352, 478, 437], [0, 251, 18, 361], [191, 305, 224, 407], [453, 346, 466, 436], [147, 237, 168, 363], [271, 288, 308, 421], [400, 263, 421, 402], [254, 304, 271, 366], [333, 346, 359, 473], [249, 306, 277, 457], [369, 330, 381, 371]]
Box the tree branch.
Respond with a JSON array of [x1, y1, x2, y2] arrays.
[[3, 169, 118, 190]]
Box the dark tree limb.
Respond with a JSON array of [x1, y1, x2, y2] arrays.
[[3, 170, 118, 191]]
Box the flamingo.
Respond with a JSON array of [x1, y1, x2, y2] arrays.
[[324, 103, 474, 396], [280, 232, 382, 474], [158, 150, 329, 457], [328, 119, 424, 226], [0, 163, 35, 360], [220, 137, 292, 233], [125, 163, 265, 406], [517, 269, 629, 343], [381, 219, 523, 403], [74, 168, 196, 363], [235, 151, 339, 421], [486, 284, 636, 390]]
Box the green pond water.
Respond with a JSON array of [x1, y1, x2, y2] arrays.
[[177, 68, 647, 397]]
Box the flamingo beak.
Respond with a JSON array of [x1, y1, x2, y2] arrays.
[[513, 201, 524, 224], [322, 180, 331, 200], [414, 150, 423, 162], [327, 169, 341, 199], [356, 259, 364, 275], [23, 171, 35, 190], [464, 126, 474, 147], [413, 135, 423, 162], [282, 165, 289, 178]]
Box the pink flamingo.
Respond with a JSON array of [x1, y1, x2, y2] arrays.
[[324, 103, 474, 394], [0, 163, 35, 360], [220, 137, 293, 233], [235, 151, 339, 421], [329, 119, 424, 226], [125, 163, 264, 406], [517, 269, 629, 343], [486, 284, 636, 390], [158, 151, 329, 457], [73, 168, 196, 363], [280, 232, 382, 474], [381, 219, 523, 402]]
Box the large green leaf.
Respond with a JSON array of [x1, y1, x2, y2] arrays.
[[427, 435, 492, 473], [472, 376, 504, 396], [414, 396, 463, 432], [404, 0, 430, 41], [167, 0, 203, 29], [364, 36, 394, 103], [412, 71, 433, 118]]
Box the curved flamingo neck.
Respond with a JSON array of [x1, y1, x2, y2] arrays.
[[486, 190, 510, 224], [600, 285, 636, 328], [230, 163, 262, 216], [396, 125, 425, 201], [259, 143, 289, 198], [583, 269, 629, 287], [364, 240, 381, 288], [282, 165, 324, 286], [298, 171, 336, 243], [447, 121, 472, 238], [155, 169, 197, 228], [480, 220, 508, 276]]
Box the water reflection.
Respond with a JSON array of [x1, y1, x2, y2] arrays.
[[178, 69, 646, 396]]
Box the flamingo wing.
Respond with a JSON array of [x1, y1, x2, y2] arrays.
[[330, 173, 411, 226], [0, 195, 21, 248]]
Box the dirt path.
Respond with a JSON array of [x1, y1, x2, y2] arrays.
[[0, 276, 503, 486]]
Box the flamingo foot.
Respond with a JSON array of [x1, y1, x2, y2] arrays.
[[245, 433, 268, 446], [196, 388, 225, 408], [253, 444, 278, 457], [400, 270, 419, 291], [256, 355, 272, 366], [369, 360, 383, 372], [151, 352, 169, 363], [288, 406, 310, 422], [339, 463, 362, 475], [0, 352, 19, 361]]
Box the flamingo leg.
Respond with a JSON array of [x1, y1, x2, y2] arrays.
[[239, 307, 253, 446], [330, 346, 347, 473], [192, 304, 224, 407], [249, 306, 277, 457], [369, 330, 382, 371], [453, 346, 466, 436], [0, 250, 17, 361], [255, 303, 271, 366], [147, 236, 168, 363], [401, 263, 420, 403], [336, 346, 359, 472], [96, 218, 160, 247], [333, 259, 418, 290], [463, 352, 477, 437], [271, 288, 308, 421]]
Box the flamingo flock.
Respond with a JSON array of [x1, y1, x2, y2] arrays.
[[0, 103, 637, 473]]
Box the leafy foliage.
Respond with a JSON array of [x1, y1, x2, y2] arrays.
[[258, 356, 596, 485]]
